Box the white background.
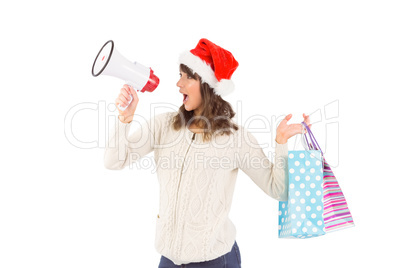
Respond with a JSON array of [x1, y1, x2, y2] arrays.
[[1, 0, 401, 267]]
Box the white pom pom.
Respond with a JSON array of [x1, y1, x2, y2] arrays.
[[214, 79, 235, 97]]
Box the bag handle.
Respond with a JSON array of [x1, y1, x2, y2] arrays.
[[301, 122, 323, 155], [301, 124, 311, 150]]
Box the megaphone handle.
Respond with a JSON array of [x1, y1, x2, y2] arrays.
[[118, 81, 141, 111], [117, 94, 133, 111]]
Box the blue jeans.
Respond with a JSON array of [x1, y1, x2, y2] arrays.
[[158, 241, 242, 268]]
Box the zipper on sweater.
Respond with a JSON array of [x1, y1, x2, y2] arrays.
[[170, 133, 196, 254]]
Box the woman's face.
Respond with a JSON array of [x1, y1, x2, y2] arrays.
[[177, 71, 203, 116]]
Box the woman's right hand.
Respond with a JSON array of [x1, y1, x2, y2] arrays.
[[115, 84, 139, 123]]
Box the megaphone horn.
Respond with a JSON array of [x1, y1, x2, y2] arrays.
[[92, 40, 160, 111]]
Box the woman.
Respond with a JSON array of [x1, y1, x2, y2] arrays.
[[105, 38, 311, 267]]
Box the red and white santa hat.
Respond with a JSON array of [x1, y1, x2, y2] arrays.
[[179, 38, 239, 97]]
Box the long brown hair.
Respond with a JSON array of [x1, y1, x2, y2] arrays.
[[172, 64, 239, 142]]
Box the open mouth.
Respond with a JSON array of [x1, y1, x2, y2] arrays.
[[183, 94, 189, 103]]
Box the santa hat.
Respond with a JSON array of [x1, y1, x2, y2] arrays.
[[179, 38, 239, 97]]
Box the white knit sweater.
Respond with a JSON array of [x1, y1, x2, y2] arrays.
[[104, 111, 288, 265]]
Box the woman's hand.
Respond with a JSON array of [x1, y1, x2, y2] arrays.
[[115, 84, 139, 123], [275, 113, 311, 144]]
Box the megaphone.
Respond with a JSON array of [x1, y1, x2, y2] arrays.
[[91, 40, 160, 111]]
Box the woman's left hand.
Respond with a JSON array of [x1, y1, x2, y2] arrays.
[[275, 113, 311, 144]]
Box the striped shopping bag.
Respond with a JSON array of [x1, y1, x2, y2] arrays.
[[322, 158, 354, 232], [302, 122, 354, 233]]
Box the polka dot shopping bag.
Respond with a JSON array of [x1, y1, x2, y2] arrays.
[[278, 122, 354, 239]]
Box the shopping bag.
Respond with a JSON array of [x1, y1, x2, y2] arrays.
[[302, 122, 355, 232], [278, 122, 354, 238], [278, 149, 326, 238]]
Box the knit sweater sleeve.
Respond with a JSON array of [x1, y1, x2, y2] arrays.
[[104, 112, 167, 170], [236, 126, 289, 201]]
